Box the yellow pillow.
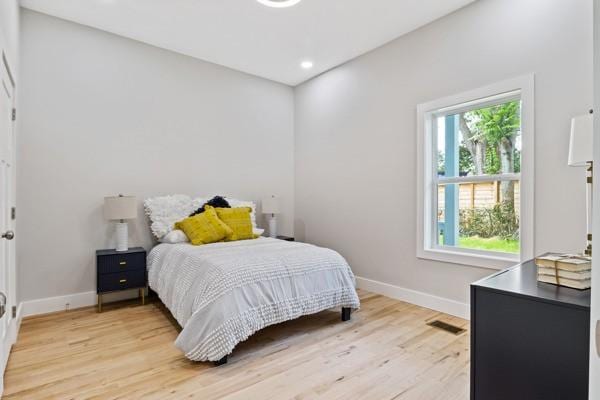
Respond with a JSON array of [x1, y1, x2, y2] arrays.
[[175, 206, 232, 245], [215, 206, 255, 241]]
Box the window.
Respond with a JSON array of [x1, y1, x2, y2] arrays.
[[417, 76, 534, 269]]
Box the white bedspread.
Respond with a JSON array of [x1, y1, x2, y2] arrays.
[[147, 237, 360, 362]]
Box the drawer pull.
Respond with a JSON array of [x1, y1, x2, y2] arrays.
[[119, 261, 127, 266], [119, 279, 127, 283]]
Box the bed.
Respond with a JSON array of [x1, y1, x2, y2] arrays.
[[147, 236, 360, 365]]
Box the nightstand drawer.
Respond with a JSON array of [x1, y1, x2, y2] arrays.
[[97, 252, 146, 274], [97, 269, 146, 293]]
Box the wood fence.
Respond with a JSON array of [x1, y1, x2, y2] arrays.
[[438, 181, 521, 213]]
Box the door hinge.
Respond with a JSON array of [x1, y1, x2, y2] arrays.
[[11, 108, 16, 121], [11, 207, 15, 220], [11, 305, 16, 318]]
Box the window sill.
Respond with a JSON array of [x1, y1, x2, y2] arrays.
[[417, 247, 519, 270]]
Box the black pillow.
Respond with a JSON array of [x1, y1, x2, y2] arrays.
[[189, 196, 231, 217]]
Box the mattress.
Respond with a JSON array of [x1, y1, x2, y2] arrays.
[[147, 237, 360, 361]]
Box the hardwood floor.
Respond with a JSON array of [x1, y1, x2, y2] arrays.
[[4, 290, 469, 399]]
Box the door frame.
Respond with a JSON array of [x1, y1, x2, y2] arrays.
[[0, 49, 17, 395]]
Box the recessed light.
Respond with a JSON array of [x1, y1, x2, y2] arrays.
[[301, 60, 314, 69], [257, 0, 302, 8]]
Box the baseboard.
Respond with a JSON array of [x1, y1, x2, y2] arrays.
[[19, 280, 469, 321], [21, 289, 141, 318], [355, 276, 470, 320]]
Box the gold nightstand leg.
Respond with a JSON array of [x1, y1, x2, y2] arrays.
[[141, 288, 145, 305], [98, 294, 102, 313]]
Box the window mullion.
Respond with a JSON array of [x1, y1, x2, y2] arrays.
[[438, 173, 521, 185]]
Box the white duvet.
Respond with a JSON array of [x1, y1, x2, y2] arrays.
[[147, 237, 360, 362]]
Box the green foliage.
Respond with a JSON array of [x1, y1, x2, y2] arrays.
[[460, 101, 521, 175], [514, 149, 521, 173], [439, 147, 475, 176], [459, 201, 519, 240], [459, 145, 473, 175], [484, 144, 500, 175], [470, 101, 520, 146]]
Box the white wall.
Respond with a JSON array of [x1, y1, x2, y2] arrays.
[[294, 0, 593, 306], [590, 1, 600, 397], [0, 0, 19, 70], [18, 9, 295, 302]]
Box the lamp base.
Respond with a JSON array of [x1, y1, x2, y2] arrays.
[[585, 163, 593, 256], [268, 215, 277, 238], [585, 233, 592, 256], [115, 222, 129, 252]]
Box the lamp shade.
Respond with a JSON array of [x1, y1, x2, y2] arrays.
[[104, 195, 137, 220], [568, 114, 593, 167], [262, 196, 280, 214]]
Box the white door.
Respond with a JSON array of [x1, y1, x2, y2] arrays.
[[0, 52, 15, 393], [592, 2, 600, 399]]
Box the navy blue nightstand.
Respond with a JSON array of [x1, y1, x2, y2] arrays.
[[276, 236, 295, 242], [96, 247, 147, 312]]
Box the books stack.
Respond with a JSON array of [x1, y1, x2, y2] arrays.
[[535, 253, 591, 290]]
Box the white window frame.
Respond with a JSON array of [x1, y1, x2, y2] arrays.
[[416, 75, 534, 270]]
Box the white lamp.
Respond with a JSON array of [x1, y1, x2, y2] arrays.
[[104, 195, 137, 252], [568, 112, 594, 255], [262, 196, 280, 238]]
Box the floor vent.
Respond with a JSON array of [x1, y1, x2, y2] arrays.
[[427, 320, 466, 335]]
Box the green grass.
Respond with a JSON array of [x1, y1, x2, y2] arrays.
[[440, 235, 519, 254]]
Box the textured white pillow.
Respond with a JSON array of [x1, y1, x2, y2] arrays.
[[191, 196, 259, 229], [144, 195, 205, 239], [160, 229, 189, 244], [253, 228, 265, 237]]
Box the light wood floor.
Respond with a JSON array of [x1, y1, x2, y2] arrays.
[[4, 290, 470, 400]]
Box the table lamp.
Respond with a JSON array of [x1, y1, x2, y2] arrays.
[[104, 194, 137, 251], [262, 196, 280, 238], [568, 111, 594, 255]]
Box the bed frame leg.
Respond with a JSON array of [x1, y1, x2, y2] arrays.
[[341, 307, 352, 322], [214, 355, 228, 366]]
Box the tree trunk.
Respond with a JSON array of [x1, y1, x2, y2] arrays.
[[498, 137, 515, 204], [459, 114, 486, 175], [473, 142, 486, 175]]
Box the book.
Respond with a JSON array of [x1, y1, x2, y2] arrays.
[[535, 253, 591, 272], [537, 274, 591, 290], [537, 267, 592, 281]]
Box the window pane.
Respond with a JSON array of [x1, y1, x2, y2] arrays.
[[437, 180, 520, 254], [437, 100, 521, 178]]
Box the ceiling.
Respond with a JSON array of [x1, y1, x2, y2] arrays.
[[20, 0, 475, 86]]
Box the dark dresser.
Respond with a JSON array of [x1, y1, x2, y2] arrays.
[[96, 247, 147, 312], [471, 260, 590, 400]]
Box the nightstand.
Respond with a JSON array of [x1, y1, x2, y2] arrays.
[[96, 247, 147, 312], [276, 235, 295, 241]]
